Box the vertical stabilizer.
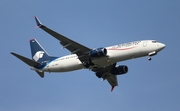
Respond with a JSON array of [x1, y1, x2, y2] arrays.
[[30, 39, 53, 63]]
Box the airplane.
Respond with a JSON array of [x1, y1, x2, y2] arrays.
[[10, 16, 166, 91]]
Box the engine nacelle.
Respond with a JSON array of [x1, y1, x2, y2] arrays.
[[90, 48, 107, 58], [111, 65, 128, 75]]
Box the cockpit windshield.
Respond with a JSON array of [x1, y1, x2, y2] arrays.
[[152, 40, 158, 43]]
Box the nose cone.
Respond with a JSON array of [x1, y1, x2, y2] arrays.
[[160, 43, 166, 49], [158, 43, 166, 51]]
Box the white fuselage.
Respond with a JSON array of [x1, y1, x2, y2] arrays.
[[34, 40, 165, 73]]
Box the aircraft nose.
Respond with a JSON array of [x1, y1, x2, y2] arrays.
[[158, 43, 166, 51], [160, 43, 166, 49]]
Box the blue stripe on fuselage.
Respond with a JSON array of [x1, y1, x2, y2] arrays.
[[33, 57, 59, 70]]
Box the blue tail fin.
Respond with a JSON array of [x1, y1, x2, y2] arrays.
[[30, 39, 57, 63]]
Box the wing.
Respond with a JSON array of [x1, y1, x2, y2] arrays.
[[34, 16, 118, 91], [92, 63, 118, 91], [103, 72, 118, 92], [34, 16, 91, 63]]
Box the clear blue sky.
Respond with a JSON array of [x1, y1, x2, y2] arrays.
[[1, 0, 180, 111]]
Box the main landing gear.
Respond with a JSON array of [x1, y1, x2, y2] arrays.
[[83, 62, 90, 68], [96, 72, 102, 78], [83, 58, 94, 68]]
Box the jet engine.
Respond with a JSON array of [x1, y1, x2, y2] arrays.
[[111, 65, 128, 75], [90, 48, 107, 58]]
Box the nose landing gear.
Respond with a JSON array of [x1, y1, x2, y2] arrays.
[[148, 51, 157, 61], [148, 57, 152, 61]]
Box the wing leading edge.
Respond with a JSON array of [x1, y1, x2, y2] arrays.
[[34, 16, 91, 64]]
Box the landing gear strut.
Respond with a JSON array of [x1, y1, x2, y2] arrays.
[[148, 51, 157, 61]]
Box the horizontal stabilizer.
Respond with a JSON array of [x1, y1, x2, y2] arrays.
[[36, 71, 44, 78], [11, 52, 40, 66]]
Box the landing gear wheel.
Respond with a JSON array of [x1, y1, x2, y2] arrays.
[[148, 57, 152, 61]]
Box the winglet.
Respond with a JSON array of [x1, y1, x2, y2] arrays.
[[111, 86, 115, 92], [34, 16, 42, 27]]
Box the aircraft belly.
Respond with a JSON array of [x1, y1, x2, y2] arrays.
[[61, 62, 83, 72], [47, 59, 83, 72]]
